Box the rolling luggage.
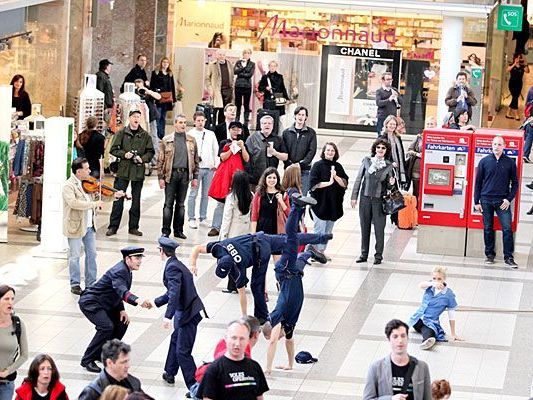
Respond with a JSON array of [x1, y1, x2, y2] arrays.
[[398, 193, 418, 230]]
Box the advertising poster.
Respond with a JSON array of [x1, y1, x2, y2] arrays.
[[319, 45, 402, 131]]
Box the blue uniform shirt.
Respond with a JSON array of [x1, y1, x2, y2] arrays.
[[474, 153, 518, 204], [409, 285, 457, 341], [79, 261, 138, 312]]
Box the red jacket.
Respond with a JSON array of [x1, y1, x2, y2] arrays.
[[15, 380, 69, 400]]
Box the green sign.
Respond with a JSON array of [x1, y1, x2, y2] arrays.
[[471, 68, 482, 80], [497, 5, 523, 31]]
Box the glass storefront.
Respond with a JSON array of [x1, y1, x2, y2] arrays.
[[173, 0, 487, 135]]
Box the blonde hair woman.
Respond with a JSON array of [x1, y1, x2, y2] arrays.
[[379, 115, 406, 188], [409, 266, 463, 350], [234, 49, 256, 124]]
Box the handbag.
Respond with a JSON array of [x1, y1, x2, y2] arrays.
[[382, 169, 406, 215], [267, 77, 287, 106], [159, 91, 173, 104]]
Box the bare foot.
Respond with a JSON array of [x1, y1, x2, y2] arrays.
[[275, 365, 293, 371], [264, 369, 272, 375]]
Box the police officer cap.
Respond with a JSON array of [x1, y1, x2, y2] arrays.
[[158, 236, 179, 252], [215, 255, 233, 278], [120, 246, 145, 258]]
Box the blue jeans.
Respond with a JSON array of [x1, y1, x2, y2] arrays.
[[311, 211, 335, 251], [0, 382, 14, 400], [68, 227, 97, 287], [156, 104, 167, 139], [301, 170, 310, 196], [481, 199, 514, 259], [211, 200, 225, 230], [524, 124, 533, 159], [187, 168, 213, 221]]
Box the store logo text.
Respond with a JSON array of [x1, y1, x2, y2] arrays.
[[258, 15, 396, 44]]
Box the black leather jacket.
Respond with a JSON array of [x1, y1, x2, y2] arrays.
[[234, 60, 255, 89]]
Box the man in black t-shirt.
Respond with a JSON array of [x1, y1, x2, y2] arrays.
[[198, 319, 269, 400]]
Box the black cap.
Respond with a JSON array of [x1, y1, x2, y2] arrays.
[[129, 109, 141, 117], [158, 237, 179, 252], [228, 121, 243, 130], [120, 246, 145, 258], [99, 59, 113, 70]]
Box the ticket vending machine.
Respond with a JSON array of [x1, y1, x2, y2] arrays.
[[417, 129, 473, 255], [465, 128, 523, 257]]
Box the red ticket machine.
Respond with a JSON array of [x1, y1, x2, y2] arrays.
[[467, 128, 524, 231], [417, 129, 473, 255]]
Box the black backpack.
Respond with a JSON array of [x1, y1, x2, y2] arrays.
[[11, 315, 21, 344]]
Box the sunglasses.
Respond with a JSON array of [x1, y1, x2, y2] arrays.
[[376, 145, 387, 149]]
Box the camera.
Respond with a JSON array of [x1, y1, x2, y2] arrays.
[[131, 150, 143, 165], [135, 88, 147, 99]]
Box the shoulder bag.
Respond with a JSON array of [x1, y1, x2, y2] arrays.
[[159, 91, 173, 104], [382, 168, 406, 215], [267, 77, 287, 106]]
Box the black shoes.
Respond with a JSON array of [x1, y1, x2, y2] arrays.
[[373, 259, 382, 265], [323, 233, 334, 241], [70, 285, 83, 295], [505, 258, 518, 268], [162, 372, 175, 384], [81, 361, 101, 373], [355, 257, 367, 263], [174, 232, 187, 239], [526, 182, 533, 191], [308, 246, 327, 264], [291, 193, 317, 207], [128, 229, 143, 236], [527, 206, 533, 215], [105, 228, 117, 237]]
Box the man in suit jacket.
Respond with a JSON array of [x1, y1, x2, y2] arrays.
[[155, 237, 207, 389], [205, 49, 234, 125], [214, 103, 250, 144]]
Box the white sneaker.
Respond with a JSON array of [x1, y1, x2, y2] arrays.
[[199, 219, 210, 228], [189, 219, 197, 229], [420, 337, 436, 350]]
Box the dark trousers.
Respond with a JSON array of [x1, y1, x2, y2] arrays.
[[215, 87, 233, 124], [162, 170, 189, 235], [413, 319, 436, 341], [251, 214, 329, 322], [235, 87, 252, 123], [412, 179, 420, 208], [481, 199, 514, 259], [509, 84, 522, 110], [109, 178, 144, 230], [164, 312, 202, 388], [376, 116, 386, 136], [156, 105, 167, 139], [80, 306, 128, 364], [359, 196, 387, 261], [525, 125, 533, 159]]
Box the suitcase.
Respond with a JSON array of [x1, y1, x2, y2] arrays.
[[256, 108, 280, 135], [397, 193, 418, 230], [196, 103, 216, 131]]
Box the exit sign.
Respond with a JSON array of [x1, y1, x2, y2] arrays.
[[497, 4, 523, 31]]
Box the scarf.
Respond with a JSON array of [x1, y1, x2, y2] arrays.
[[368, 156, 387, 175], [388, 133, 406, 182]]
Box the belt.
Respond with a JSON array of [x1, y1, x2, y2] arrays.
[[173, 168, 188, 173]]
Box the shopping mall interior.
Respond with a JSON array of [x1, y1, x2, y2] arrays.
[[1, 0, 533, 399]]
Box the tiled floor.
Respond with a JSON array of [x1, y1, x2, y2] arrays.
[[1, 126, 533, 399]]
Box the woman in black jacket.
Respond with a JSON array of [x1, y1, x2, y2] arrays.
[[308, 142, 348, 261], [10, 75, 32, 119], [258, 60, 289, 116], [78, 116, 105, 178], [351, 139, 395, 265], [234, 49, 255, 125], [150, 57, 176, 139]]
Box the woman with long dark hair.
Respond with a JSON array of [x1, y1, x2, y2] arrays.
[[507, 53, 529, 120], [220, 170, 253, 295], [150, 57, 176, 139], [77, 116, 105, 178], [308, 142, 348, 261], [0, 286, 28, 400], [15, 354, 68, 400], [10, 75, 31, 119]]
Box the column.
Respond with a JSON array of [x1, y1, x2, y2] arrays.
[[437, 16, 464, 125]]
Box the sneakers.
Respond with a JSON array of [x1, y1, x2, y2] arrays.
[[70, 285, 83, 295], [199, 219, 211, 228], [308, 245, 327, 264], [505, 258, 518, 268], [189, 219, 198, 229], [208, 228, 220, 237], [291, 193, 317, 207], [420, 337, 436, 350], [484, 256, 495, 265]]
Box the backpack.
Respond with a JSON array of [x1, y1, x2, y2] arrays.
[[525, 100, 533, 118], [11, 315, 21, 344]]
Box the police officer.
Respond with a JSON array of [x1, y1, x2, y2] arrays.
[[154, 237, 207, 389], [265, 196, 319, 374], [190, 195, 331, 325], [79, 246, 153, 373]]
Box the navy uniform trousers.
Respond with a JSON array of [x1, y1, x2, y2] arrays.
[[164, 312, 202, 388]]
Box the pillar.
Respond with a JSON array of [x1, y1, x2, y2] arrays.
[[437, 16, 464, 125]]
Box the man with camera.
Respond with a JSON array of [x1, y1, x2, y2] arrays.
[[106, 109, 155, 237], [134, 79, 161, 168], [445, 71, 477, 118]]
